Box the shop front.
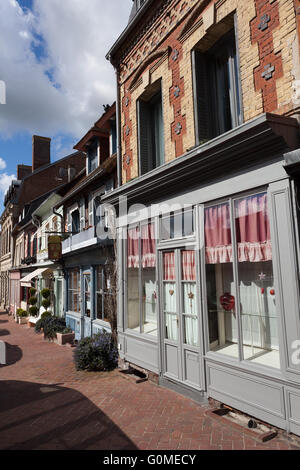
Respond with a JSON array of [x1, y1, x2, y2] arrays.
[[106, 114, 300, 435], [64, 250, 112, 341]]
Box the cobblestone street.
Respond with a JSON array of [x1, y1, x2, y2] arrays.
[[0, 311, 298, 450]]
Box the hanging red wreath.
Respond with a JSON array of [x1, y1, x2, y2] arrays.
[[220, 293, 235, 311]]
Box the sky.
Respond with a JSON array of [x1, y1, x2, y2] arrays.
[[0, 0, 132, 208]]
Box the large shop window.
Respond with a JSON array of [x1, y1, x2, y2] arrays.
[[127, 222, 157, 336], [205, 192, 280, 369], [68, 268, 80, 313]]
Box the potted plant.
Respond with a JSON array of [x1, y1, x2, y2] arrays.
[[55, 327, 75, 346], [27, 287, 39, 327], [35, 315, 70, 342], [41, 288, 51, 313], [17, 309, 28, 325], [16, 308, 23, 322]]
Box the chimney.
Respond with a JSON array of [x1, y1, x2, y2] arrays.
[[17, 164, 32, 180], [32, 135, 51, 172]]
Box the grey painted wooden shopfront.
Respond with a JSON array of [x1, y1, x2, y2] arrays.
[[63, 249, 111, 341], [104, 114, 300, 435]]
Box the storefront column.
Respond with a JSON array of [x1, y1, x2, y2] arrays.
[[268, 179, 300, 381]]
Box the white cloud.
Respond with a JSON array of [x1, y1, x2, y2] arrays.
[[0, 173, 16, 195], [0, 158, 7, 170], [0, 0, 132, 140]]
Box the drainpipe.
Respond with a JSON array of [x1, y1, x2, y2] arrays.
[[114, 65, 122, 188], [52, 206, 64, 227], [52, 206, 66, 281]]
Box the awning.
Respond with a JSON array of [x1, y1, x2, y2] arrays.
[[21, 268, 50, 287]]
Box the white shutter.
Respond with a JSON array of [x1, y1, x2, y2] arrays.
[[79, 198, 85, 231], [88, 195, 94, 227], [67, 210, 72, 233]]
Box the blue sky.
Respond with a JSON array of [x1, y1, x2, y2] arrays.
[[0, 0, 132, 210]]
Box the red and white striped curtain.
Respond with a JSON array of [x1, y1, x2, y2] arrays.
[[141, 223, 156, 268], [127, 226, 139, 268], [205, 193, 272, 264], [182, 250, 196, 281], [128, 223, 156, 269], [205, 202, 232, 264], [163, 252, 175, 281], [235, 192, 272, 262]]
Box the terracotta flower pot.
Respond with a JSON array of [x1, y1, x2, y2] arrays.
[[54, 332, 75, 346]]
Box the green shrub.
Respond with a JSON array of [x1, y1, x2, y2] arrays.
[[29, 305, 38, 317], [35, 315, 66, 340], [74, 330, 118, 372], [41, 288, 50, 299], [29, 287, 36, 296], [42, 298, 50, 309], [17, 309, 28, 318], [41, 311, 52, 319], [61, 327, 73, 334], [29, 296, 38, 305]]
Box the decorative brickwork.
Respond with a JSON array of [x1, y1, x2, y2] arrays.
[[251, 0, 283, 112], [169, 41, 186, 158], [122, 92, 133, 181], [114, 0, 298, 184]]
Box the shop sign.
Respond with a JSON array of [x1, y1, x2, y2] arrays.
[[48, 236, 62, 261]]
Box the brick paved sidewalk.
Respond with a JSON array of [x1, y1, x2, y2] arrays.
[[0, 311, 298, 450]]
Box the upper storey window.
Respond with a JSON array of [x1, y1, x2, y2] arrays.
[[88, 139, 98, 174], [193, 28, 242, 144], [137, 81, 164, 176], [110, 118, 117, 155]]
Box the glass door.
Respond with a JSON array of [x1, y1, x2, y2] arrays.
[[161, 248, 202, 389], [83, 271, 91, 318]]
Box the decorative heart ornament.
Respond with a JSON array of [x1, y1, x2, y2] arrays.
[[220, 293, 235, 311]]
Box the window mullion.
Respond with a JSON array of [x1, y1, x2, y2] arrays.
[[230, 197, 244, 362], [138, 225, 143, 334], [228, 53, 238, 128]]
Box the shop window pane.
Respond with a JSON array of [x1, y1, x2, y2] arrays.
[[161, 209, 194, 240], [84, 273, 91, 317], [183, 210, 194, 237], [182, 250, 198, 346], [68, 268, 80, 313], [205, 202, 237, 357], [96, 266, 104, 321], [127, 227, 140, 331], [235, 192, 280, 369], [184, 317, 198, 347], [141, 223, 157, 336], [163, 252, 177, 341]]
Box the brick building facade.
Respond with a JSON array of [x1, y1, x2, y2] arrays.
[[0, 136, 85, 312], [104, 0, 300, 435]]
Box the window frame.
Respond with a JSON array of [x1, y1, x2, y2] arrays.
[[192, 19, 243, 146], [201, 186, 283, 373], [67, 268, 81, 314], [159, 207, 196, 243], [125, 220, 158, 336], [87, 139, 99, 174], [137, 81, 165, 176], [95, 265, 106, 322]]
